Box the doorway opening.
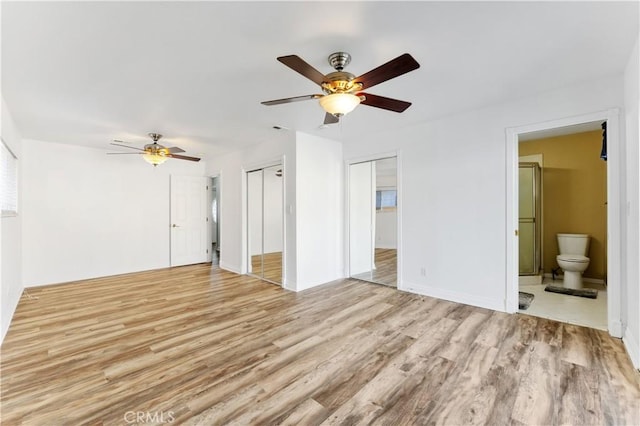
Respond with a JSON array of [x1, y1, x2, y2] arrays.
[[518, 123, 607, 330], [506, 109, 622, 337], [246, 164, 283, 285], [348, 156, 398, 287]]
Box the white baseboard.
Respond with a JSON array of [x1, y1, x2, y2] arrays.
[[623, 329, 640, 369], [401, 282, 505, 312], [219, 261, 241, 274], [609, 319, 624, 338]]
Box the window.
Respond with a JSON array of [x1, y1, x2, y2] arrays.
[[1, 138, 18, 216], [376, 189, 397, 211]]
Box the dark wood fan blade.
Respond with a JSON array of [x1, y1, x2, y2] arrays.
[[261, 94, 322, 106], [110, 142, 145, 151], [106, 152, 143, 155], [354, 53, 420, 90], [167, 154, 201, 162], [166, 147, 185, 153], [359, 93, 412, 112], [324, 112, 339, 125], [277, 55, 326, 86]]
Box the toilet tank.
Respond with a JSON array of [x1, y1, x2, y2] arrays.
[[557, 233, 590, 255]]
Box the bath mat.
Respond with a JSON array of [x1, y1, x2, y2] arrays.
[[518, 292, 535, 310], [544, 285, 598, 299]]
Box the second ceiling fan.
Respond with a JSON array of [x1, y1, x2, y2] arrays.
[[261, 52, 420, 125]]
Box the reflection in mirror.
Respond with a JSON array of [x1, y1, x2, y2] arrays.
[[349, 157, 397, 287], [349, 161, 375, 282], [372, 157, 397, 287], [246, 165, 283, 285], [262, 165, 283, 284], [247, 170, 263, 278]]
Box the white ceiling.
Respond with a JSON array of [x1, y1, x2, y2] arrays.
[[2, 1, 638, 157]]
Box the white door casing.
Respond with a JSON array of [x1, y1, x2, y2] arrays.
[[505, 109, 622, 337], [170, 175, 209, 267]]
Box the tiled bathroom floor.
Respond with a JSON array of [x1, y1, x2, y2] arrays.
[[519, 278, 607, 331]]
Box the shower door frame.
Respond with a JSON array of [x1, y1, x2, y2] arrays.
[[505, 108, 622, 337], [518, 162, 542, 277]]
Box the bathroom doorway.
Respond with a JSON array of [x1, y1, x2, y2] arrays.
[[506, 109, 621, 336], [348, 156, 398, 287]]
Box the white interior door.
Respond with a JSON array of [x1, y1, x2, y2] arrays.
[[170, 175, 208, 267]]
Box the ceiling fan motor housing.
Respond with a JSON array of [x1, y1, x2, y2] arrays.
[[328, 52, 351, 71], [148, 132, 163, 142], [321, 71, 362, 94]]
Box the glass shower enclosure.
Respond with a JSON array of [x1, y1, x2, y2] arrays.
[[519, 162, 542, 277]]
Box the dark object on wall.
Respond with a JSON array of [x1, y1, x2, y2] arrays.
[[600, 121, 607, 161]]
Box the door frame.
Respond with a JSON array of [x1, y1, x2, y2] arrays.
[[505, 108, 622, 337], [242, 157, 286, 286], [345, 151, 402, 289]]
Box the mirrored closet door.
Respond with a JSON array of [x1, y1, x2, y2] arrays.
[[247, 165, 283, 285], [349, 157, 398, 287]]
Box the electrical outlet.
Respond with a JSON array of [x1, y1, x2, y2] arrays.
[[420, 267, 426, 276]]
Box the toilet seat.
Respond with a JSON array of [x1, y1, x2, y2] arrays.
[[557, 254, 589, 263]]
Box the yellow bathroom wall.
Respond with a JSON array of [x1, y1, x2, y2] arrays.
[[519, 130, 607, 280]]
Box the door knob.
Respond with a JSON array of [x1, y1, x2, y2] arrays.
[[172, 224, 180, 228]]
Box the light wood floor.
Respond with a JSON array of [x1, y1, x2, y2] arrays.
[[251, 251, 282, 284], [1, 264, 639, 425], [352, 248, 397, 287]]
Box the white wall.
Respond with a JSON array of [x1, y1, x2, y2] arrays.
[[205, 132, 342, 291], [21, 139, 205, 286], [205, 134, 296, 281], [294, 133, 343, 290], [1, 98, 23, 344], [623, 35, 640, 368], [343, 74, 624, 312]]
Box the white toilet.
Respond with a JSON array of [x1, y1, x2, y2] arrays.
[[556, 233, 590, 289]]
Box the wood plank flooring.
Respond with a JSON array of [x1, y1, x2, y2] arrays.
[[1, 263, 639, 425], [251, 251, 282, 284], [352, 248, 397, 287]]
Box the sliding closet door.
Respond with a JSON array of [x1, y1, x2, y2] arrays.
[[349, 161, 375, 281], [262, 165, 283, 283], [247, 170, 264, 277], [246, 165, 283, 285], [349, 157, 397, 287]]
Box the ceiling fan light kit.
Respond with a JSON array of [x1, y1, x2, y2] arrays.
[[108, 132, 201, 166], [318, 93, 362, 116], [261, 51, 420, 124], [143, 152, 169, 166]]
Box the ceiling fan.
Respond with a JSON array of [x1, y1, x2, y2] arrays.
[[261, 51, 420, 125], [108, 133, 201, 166]]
